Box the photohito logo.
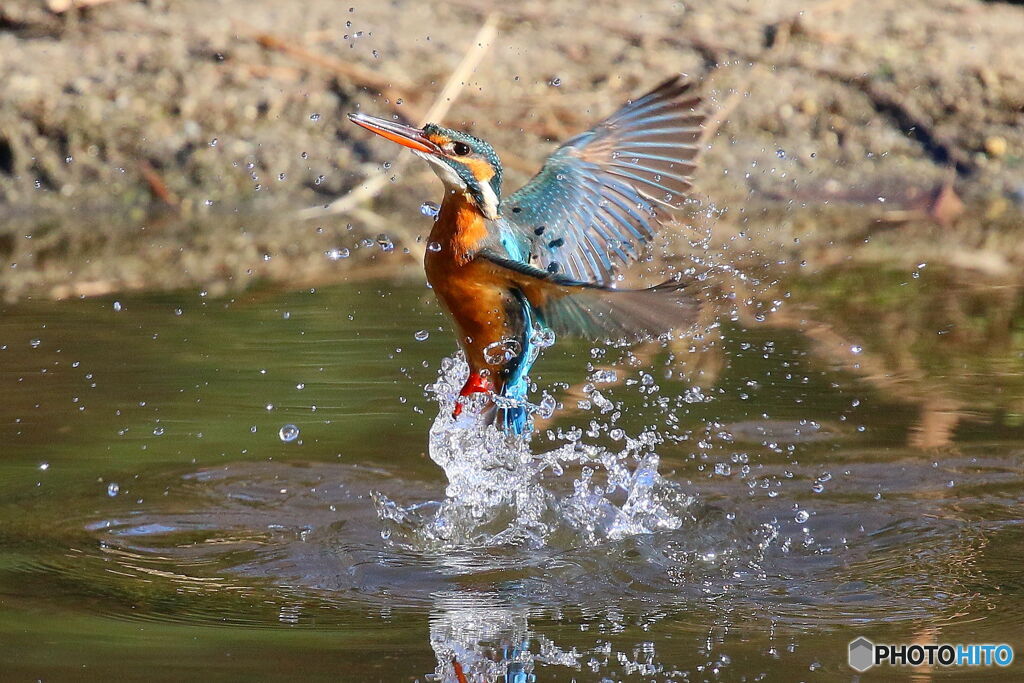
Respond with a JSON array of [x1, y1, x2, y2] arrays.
[[849, 637, 1014, 672]]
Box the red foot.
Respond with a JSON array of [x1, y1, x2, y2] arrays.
[[452, 372, 493, 417]]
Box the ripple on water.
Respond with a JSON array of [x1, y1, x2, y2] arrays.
[[64, 445, 1022, 681], [74, 456, 1010, 629], [61, 355, 1024, 678]]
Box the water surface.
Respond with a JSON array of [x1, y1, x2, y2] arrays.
[[1, 263, 1022, 680]]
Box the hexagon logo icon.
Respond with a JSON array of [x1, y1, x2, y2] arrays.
[[849, 637, 875, 672]]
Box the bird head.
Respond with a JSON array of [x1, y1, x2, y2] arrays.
[[348, 113, 503, 219]]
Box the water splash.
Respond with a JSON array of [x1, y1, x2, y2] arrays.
[[374, 354, 695, 551]]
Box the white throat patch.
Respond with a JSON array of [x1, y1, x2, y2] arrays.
[[413, 151, 498, 220], [414, 151, 465, 189], [476, 178, 499, 220]]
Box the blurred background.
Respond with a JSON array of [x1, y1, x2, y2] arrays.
[[2, 1, 1024, 680], [1, 0, 1023, 299]]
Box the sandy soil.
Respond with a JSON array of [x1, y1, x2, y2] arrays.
[[1, 0, 1023, 299]]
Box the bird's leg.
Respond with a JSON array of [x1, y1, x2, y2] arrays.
[[452, 372, 494, 417]]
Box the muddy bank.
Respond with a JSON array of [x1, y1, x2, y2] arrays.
[[3, 201, 1023, 305], [1, 0, 1023, 299]]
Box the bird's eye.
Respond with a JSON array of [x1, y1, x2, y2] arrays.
[[451, 142, 471, 156]]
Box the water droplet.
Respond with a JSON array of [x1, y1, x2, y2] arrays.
[[310, 113, 321, 121], [209, 138, 218, 147], [39, 462, 49, 471], [714, 463, 732, 476], [376, 234, 394, 252], [325, 247, 350, 260], [483, 339, 522, 364], [427, 241, 442, 252], [420, 201, 440, 218], [279, 424, 300, 443], [531, 326, 556, 349], [850, 345, 862, 354], [538, 394, 557, 418], [795, 510, 810, 523], [30, 339, 41, 348], [414, 330, 430, 341], [153, 426, 164, 436], [550, 77, 562, 86], [107, 482, 120, 497], [112, 301, 122, 312]]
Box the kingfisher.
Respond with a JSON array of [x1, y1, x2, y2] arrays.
[[349, 76, 705, 434]]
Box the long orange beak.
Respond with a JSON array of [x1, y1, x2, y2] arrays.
[[347, 113, 442, 155]]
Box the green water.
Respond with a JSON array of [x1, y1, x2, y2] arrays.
[[1, 267, 1023, 681]]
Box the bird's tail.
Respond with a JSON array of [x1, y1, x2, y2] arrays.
[[480, 249, 700, 344], [535, 277, 697, 343]]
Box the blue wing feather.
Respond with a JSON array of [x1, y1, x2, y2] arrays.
[[498, 76, 704, 283], [482, 77, 705, 433]]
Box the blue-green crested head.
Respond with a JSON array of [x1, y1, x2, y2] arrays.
[[420, 123, 503, 219], [346, 112, 503, 218]]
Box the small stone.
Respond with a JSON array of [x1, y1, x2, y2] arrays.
[[797, 96, 818, 116], [977, 66, 1000, 90], [985, 136, 1007, 158]]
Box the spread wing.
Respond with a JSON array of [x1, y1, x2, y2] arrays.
[[499, 76, 704, 283]]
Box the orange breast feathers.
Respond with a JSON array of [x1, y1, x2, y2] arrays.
[[428, 190, 490, 264], [424, 192, 517, 381]]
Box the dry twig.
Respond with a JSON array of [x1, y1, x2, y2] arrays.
[[138, 160, 180, 210], [47, 0, 120, 12], [299, 12, 501, 220], [255, 33, 415, 112]]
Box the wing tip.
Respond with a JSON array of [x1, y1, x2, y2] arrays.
[[632, 74, 701, 109]]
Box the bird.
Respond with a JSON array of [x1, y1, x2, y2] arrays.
[[349, 76, 705, 434]]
